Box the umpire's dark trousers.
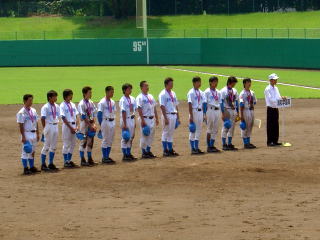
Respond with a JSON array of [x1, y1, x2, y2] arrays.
[[267, 107, 279, 144]]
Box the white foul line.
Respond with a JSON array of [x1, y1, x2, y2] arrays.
[[159, 66, 320, 91]]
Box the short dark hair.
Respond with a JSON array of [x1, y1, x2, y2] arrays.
[[192, 76, 201, 83], [63, 89, 73, 100], [140, 81, 147, 88], [23, 94, 33, 102], [209, 76, 218, 83], [105, 86, 114, 92], [164, 77, 173, 86], [82, 86, 92, 97], [243, 78, 252, 87], [47, 90, 58, 101], [122, 83, 132, 94], [227, 76, 238, 85]]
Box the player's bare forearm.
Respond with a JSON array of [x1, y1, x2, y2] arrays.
[[36, 122, 40, 141], [137, 107, 145, 126], [154, 107, 159, 125], [19, 123, 26, 142], [176, 106, 180, 121], [188, 103, 193, 122], [41, 118, 46, 129], [122, 111, 127, 128]]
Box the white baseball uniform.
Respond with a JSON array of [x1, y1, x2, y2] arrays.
[[78, 99, 97, 152], [136, 93, 157, 150], [41, 102, 60, 154], [119, 95, 136, 149], [158, 89, 179, 143], [239, 89, 257, 138], [204, 87, 221, 140], [60, 101, 79, 156], [98, 97, 116, 148], [187, 88, 206, 141], [220, 86, 239, 138], [17, 107, 38, 159]]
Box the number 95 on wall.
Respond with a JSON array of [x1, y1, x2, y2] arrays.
[[133, 41, 147, 52]]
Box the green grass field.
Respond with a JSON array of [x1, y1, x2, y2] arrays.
[[1, 66, 319, 104], [1, 11, 320, 39]]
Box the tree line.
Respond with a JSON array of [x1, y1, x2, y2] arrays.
[[0, 0, 319, 18]]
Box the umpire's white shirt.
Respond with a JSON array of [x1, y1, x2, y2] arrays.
[[98, 97, 116, 119], [60, 101, 78, 122], [136, 93, 156, 116], [17, 107, 38, 131], [264, 84, 281, 108], [119, 95, 136, 117], [187, 88, 206, 109], [41, 103, 60, 124], [158, 89, 179, 113]]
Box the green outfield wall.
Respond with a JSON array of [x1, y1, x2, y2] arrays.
[[0, 38, 319, 69]]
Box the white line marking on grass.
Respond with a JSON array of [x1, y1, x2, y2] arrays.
[[159, 66, 320, 91]]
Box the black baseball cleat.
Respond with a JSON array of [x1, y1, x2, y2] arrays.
[[169, 149, 179, 157], [244, 144, 254, 149], [23, 167, 31, 175], [102, 157, 116, 165], [88, 158, 96, 166], [275, 142, 282, 146], [141, 153, 151, 159], [29, 166, 40, 174], [222, 144, 230, 151], [41, 163, 50, 172], [228, 144, 238, 151], [128, 154, 138, 160], [249, 143, 257, 148], [163, 150, 170, 157], [48, 163, 59, 171], [148, 152, 157, 158], [69, 161, 79, 168], [64, 162, 72, 168], [197, 149, 205, 154], [191, 149, 198, 155], [81, 157, 90, 166], [122, 155, 136, 162]]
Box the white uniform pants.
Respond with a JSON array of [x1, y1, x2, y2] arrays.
[[21, 132, 37, 159], [120, 117, 135, 149], [206, 107, 220, 140], [189, 109, 203, 141], [62, 123, 76, 155], [79, 120, 94, 152], [139, 117, 155, 149], [161, 114, 177, 143], [41, 124, 58, 154], [241, 109, 254, 138], [101, 119, 115, 148], [221, 108, 237, 138]]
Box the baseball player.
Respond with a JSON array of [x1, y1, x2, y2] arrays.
[[239, 78, 257, 149], [187, 76, 206, 154], [119, 83, 137, 162], [220, 76, 239, 151], [136, 81, 159, 159], [78, 86, 97, 166], [17, 94, 40, 175], [40, 90, 60, 171], [204, 76, 221, 153], [97, 86, 116, 164], [159, 77, 180, 157], [60, 89, 80, 168]]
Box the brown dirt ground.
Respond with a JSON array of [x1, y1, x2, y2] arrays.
[[0, 99, 319, 240]]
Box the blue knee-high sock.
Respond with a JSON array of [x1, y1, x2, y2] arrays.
[[146, 146, 151, 153], [102, 148, 107, 158], [68, 153, 72, 161], [63, 154, 68, 163], [28, 159, 34, 168], [106, 147, 111, 158], [162, 141, 168, 151], [21, 159, 28, 168], [79, 151, 84, 159], [122, 148, 127, 155], [228, 137, 232, 145], [243, 138, 247, 145], [190, 140, 195, 150], [41, 154, 46, 165], [247, 137, 251, 144], [127, 147, 131, 155], [195, 140, 199, 150], [222, 137, 226, 145], [207, 138, 211, 147], [167, 142, 173, 151], [87, 152, 92, 159], [210, 139, 215, 147], [49, 152, 55, 164], [142, 148, 146, 154]]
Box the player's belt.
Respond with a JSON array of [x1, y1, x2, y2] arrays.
[[143, 116, 154, 119], [166, 112, 177, 115], [68, 122, 76, 124], [209, 106, 219, 110], [25, 130, 36, 133], [127, 115, 135, 119], [193, 108, 202, 112], [249, 107, 254, 110], [49, 123, 58, 125], [105, 118, 114, 121]]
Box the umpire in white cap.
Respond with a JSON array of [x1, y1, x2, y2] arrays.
[[264, 73, 286, 147]]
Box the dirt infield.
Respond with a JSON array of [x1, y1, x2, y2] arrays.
[[0, 99, 319, 240]]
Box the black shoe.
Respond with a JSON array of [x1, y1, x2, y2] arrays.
[[141, 153, 151, 159], [244, 144, 254, 149], [249, 143, 257, 148], [169, 149, 179, 157], [191, 149, 198, 155], [163, 150, 170, 157], [64, 162, 72, 168], [41, 163, 50, 172], [148, 152, 157, 158], [122, 155, 136, 162], [69, 161, 79, 168], [102, 157, 116, 165], [23, 167, 31, 175], [197, 149, 205, 154], [128, 154, 137, 160], [48, 163, 59, 171], [223, 144, 230, 151], [275, 142, 282, 146], [267, 142, 276, 147], [228, 144, 238, 151], [88, 158, 96, 166], [81, 157, 90, 166], [29, 166, 40, 174]]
